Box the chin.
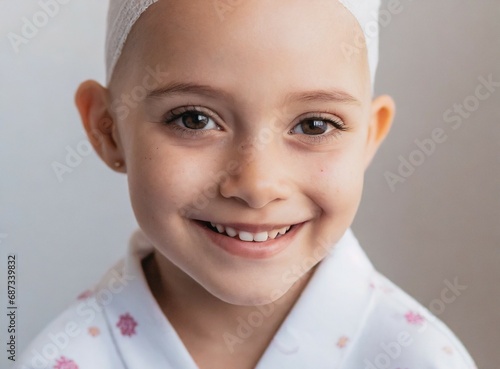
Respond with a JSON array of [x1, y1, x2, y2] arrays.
[[202, 277, 291, 307]]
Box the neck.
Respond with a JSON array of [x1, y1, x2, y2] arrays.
[[142, 251, 315, 364]]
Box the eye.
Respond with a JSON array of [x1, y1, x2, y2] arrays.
[[163, 107, 220, 131], [290, 116, 346, 136]]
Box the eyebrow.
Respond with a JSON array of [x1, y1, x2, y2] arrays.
[[283, 89, 361, 106], [146, 81, 361, 106], [146, 82, 234, 101]]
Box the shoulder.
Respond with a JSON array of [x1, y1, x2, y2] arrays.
[[343, 271, 477, 369], [14, 263, 126, 369]]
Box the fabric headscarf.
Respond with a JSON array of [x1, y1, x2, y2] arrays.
[[105, 0, 381, 92]]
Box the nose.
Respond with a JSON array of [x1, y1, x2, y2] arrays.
[[219, 140, 292, 209]]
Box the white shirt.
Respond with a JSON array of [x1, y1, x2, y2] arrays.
[[15, 228, 477, 369]]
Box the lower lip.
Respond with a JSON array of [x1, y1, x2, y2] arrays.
[[193, 221, 304, 259]]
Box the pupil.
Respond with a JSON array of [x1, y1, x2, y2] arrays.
[[303, 120, 326, 135], [183, 113, 209, 129]]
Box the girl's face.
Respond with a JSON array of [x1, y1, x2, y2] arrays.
[[98, 0, 392, 305]]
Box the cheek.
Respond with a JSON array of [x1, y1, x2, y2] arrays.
[[126, 135, 220, 222], [307, 149, 365, 213]]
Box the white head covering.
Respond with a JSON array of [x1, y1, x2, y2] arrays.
[[105, 0, 381, 92]]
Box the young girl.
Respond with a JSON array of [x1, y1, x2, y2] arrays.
[[16, 0, 476, 368]]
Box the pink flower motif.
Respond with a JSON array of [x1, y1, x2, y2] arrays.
[[88, 326, 101, 337], [443, 346, 454, 355], [116, 312, 138, 336], [405, 311, 425, 325], [336, 336, 349, 348], [53, 356, 78, 369]]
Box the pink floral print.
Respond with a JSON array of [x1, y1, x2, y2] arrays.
[[53, 356, 78, 369], [404, 311, 425, 325], [116, 312, 138, 336], [88, 326, 101, 337], [336, 336, 349, 348]]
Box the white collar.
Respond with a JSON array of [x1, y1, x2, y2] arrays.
[[100, 228, 376, 368]]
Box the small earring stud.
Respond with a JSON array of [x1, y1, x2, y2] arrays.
[[114, 160, 123, 168]]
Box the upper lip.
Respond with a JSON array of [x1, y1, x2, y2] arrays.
[[194, 220, 304, 233]]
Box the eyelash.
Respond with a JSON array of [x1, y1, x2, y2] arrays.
[[162, 106, 349, 142], [289, 113, 348, 144], [162, 105, 221, 138]]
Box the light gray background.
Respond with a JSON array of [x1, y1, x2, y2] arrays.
[[0, 1, 498, 368]]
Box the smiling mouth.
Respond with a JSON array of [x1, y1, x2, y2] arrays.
[[198, 221, 295, 242]]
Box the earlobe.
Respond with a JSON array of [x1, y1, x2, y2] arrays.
[[75, 80, 126, 173], [364, 94, 396, 169]]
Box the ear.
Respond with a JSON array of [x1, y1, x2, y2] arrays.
[[75, 80, 126, 173], [363, 94, 396, 169]]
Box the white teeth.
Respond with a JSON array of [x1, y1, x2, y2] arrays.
[[209, 222, 293, 242], [253, 232, 269, 242], [268, 229, 280, 239], [238, 231, 254, 242], [225, 227, 237, 237]]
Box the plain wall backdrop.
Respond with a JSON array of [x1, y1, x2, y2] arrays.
[[0, 0, 498, 368]]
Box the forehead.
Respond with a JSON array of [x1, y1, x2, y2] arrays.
[[120, 0, 370, 103]]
